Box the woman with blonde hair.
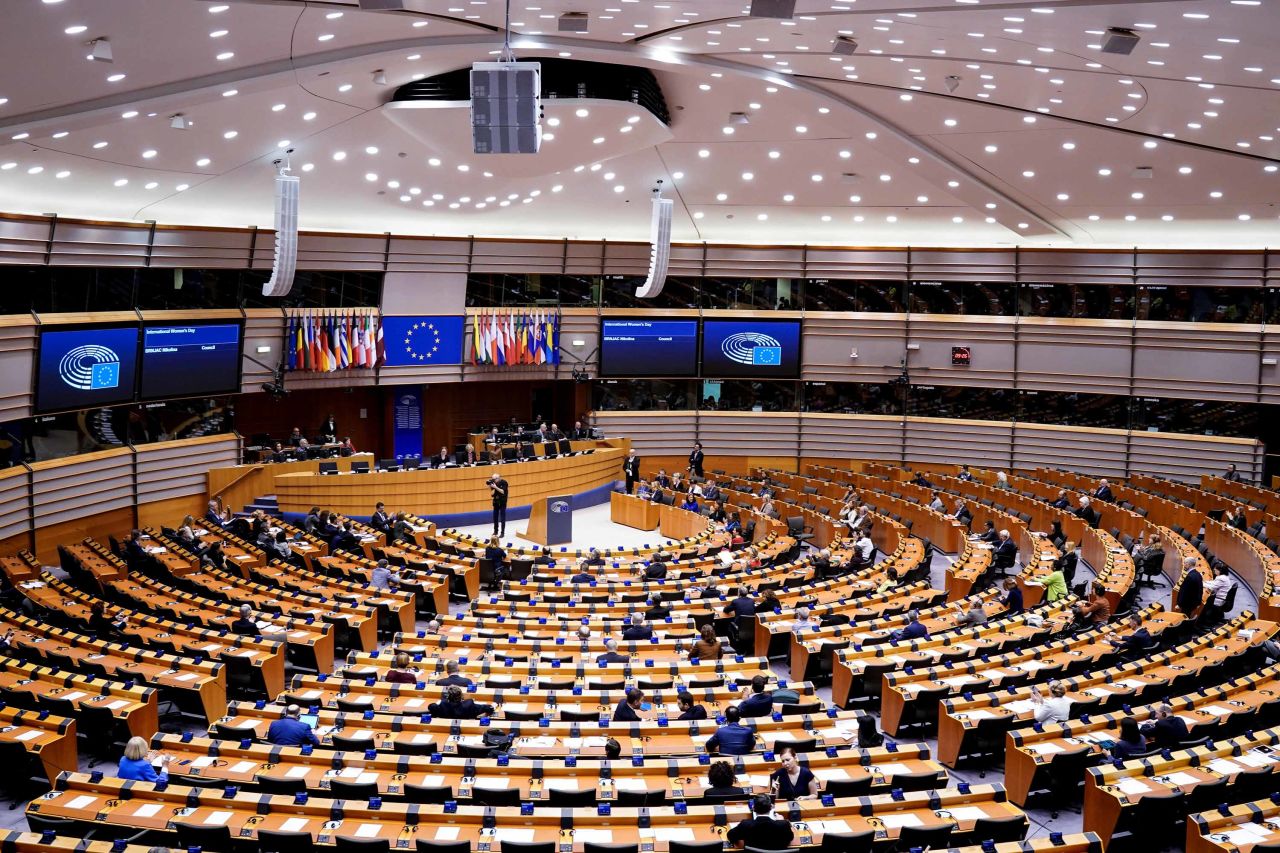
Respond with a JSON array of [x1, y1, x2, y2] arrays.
[[117, 736, 169, 782]]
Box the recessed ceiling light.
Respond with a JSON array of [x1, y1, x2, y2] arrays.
[[209, 4, 229, 11], [216, 52, 234, 60], [365, 146, 379, 155], [1161, 214, 1174, 221], [1062, 142, 1076, 150], [1239, 213, 1252, 220], [222, 89, 237, 97], [338, 83, 353, 93], [300, 164, 314, 172], [839, 150, 851, 159], [51, 131, 69, 139], [865, 132, 877, 140], [984, 145, 998, 153], [332, 151, 346, 161], [1125, 215, 1136, 221], [1057, 193, 1069, 201], [326, 11, 344, 19], [916, 195, 929, 203], [56, 170, 70, 178], [428, 157, 441, 166], [142, 149, 157, 158], [1210, 190, 1223, 198], [365, 173, 378, 182], [849, 195, 861, 203], [742, 172, 754, 181], [196, 157, 211, 166], [121, 110, 138, 118], [716, 193, 728, 201], [1022, 170, 1035, 178], [144, 181, 158, 189], [812, 174, 824, 182], [886, 216, 898, 223], [64, 25, 87, 34], [1098, 168, 1112, 176], [92, 141, 108, 149], [693, 212, 704, 219], [26, 166, 42, 174], [575, 108, 590, 117], [318, 34, 334, 42], [698, 149, 710, 158], [1087, 215, 1100, 222], [113, 178, 128, 187], [821, 215, 832, 222], [107, 73, 126, 82], [210, 30, 228, 38], [457, 164, 470, 172], [223, 130, 238, 139]]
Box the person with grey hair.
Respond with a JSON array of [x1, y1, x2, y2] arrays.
[[891, 610, 929, 642], [371, 558, 399, 591], [1174, 555, 1205, 617], [576, 623, 592, 641], [622, 617, 654, 641], [1140, 702, 1189, 749], [597, 638, 630, 666], [230, 603, 258, 637], [790, 606, 814, 633], [437, 659, 472, 688], [267, 703, 319, 746], [956, 598, 988, 627]]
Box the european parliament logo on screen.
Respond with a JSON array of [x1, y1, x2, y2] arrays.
[[701, 319, 801, 378], [720, 331, 783, 367], [382, 316, 466, 366], [36, 326, 140, 413]]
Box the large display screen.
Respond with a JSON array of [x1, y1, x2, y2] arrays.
[[600, 318, 699, 377], [140, 322, 243, 400], [36, 325, 141, 413], [700, 319, 802, 378]]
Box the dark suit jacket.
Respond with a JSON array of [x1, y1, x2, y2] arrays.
[[622, 625, 654, 641], [1177, 569, 1204, 613], [994, 539, 1017, 569], [613, 700, 642, 722], [623, 458, 640, 478], [1095, 486, 1114, 502], [1142, 715, 1190, 748]]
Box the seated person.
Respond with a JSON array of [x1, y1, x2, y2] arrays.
[[436, 660, 473, 688], [622, 618, 654, 641], [680, 495, 700, 512], [267, 704, 320, 747], [585, 549, 606, 567], [643, 559, 668, 580], [890, 610, 929, 642], [789, 606, 815, 633], [1141, 703, 1190, 749], [1027, 567, 1068, 603], [1031, 681, 1072, 724], [1002, 577, 1024, 614], [88, 601, 125, 640], [117, 736, 170, 782], [645, 596, 671, 621], [385, 652, 417, 684], [613, 688, 645, 722], [771, 745, 819, 800], [955, 599, 987, 628], [596, 639, 631, 666], [690, 624, 724, 661], [737, 675, 774, 719], [1109, 716, 1148, 760], [857, 716, 885, 748], [724, 587, 756, 618], [703, 759, 747, 801], [1107, 614, 1153, 655], [570, 559, 594, 585], [706, 706, 757, 756], [1071, 581, 1111, 630], [727, 795, 795, 850], [429, 686, 493, 720], [230, 603, 260, 637], [676, 690, 707, 721]]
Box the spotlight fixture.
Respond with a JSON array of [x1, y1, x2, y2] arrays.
[[558, 12, 588, 32], [372, 69, 388, 85], [1101, 27, 1141, 55], [944, 75, 962, 93], [87, 37, 113, 63], [169, 114, 189, 130], [832, 36, 859, 55]]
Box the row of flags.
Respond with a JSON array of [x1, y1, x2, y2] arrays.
[[471, 309, 560, 366], [286, 310, 384, 372]]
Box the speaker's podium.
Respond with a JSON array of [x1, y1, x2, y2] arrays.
[[522, 494, 573, 546]]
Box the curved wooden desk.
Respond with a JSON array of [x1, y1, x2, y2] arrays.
[[273, 448, 625, 517]]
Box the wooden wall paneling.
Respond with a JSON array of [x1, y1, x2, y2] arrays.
[[702, 246, 806, 279], [697, 412, 800, 458], [471, 240, 565, 274], [0, 531, 32, 555], [296, 233, 386, 272], [591, 412, 696, 456], [904, 417, 1013, 469], [666, 244, 708, 277], [34, 505, 134, 563], [1127, 431, 1261, 484], [149, 227, 255, 269], [596, 242, 647, 277], [1262, 328, 1280, 407], [799, 414, 905, 463], [1135, 251, 1265, 286], [0, 320, 36, 420], [49, 222, 150, 267], [30, 448, 135, 528], [1015, 249, 1136, 285], [135, 435, 240, 504], [1131, 322, 1263, 402], [386, 237, 471, 275], [801, 248, 908, 280], [1011, 423, 1129, 478], [802, 314, 906, 383], [909, 250, 1018, 282], [1014, 319, 1134, 395], [909, 316, 1016, 388], [0, 215, 56, 265], [0, 466, 31, 542], [137, 494, 208, 529]]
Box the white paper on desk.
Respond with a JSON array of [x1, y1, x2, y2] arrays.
[[1085, 688, 1114, 699], [1017, 661, 1046, 672], [191, 757, 216, 768], [813, 820, 853, 835], [106, 700, 129, 710], [522, 736, 558, 748], [1242, 750, 1280, 767], [1118, 679, 1148, 689], [406, 699, 425, 709], [939, 677, 970, 688], [545, 779, 581, 791], [435, 827, 461, 840], [562, 738, 583, 750], [474, 778, 511, 790], [494, 829, 536, 843], [1159, 771, 1198, 786], [614, 778, 649, 792], [876, 763, 911, 776], [287, 766, 311, 778], [61, 691, 86, 702], [281, 818, 310, 833], [133, 803, 163, 818], [67, 795, 97, 810], [746, 775, 771, 788], [230, 761, 256, 773], [881, 813, 923, 829], [947, 806, 991, 821], [582, 736, 608, 748], [654, 828, 697, 842], [813, 768, 851, 782], [357, 773, 379, 785], [1115, 778, 1150, 795], [1028, 743, 1064, 755], [203, 644, 222, 653], [356, 824, 382, 838], [575, 830, 615, 843], [15, 730, 41, 742], [1222, 824, 1274, 844], [1199, 705, 1232, 717], [412, 734, 433, 744], [965, 710, 996, 720], [1005, 700, 1036, 714], [456, 736, 484, 747], [205, 811, 233, 826], [418, 774, 446, 787], [290, 631, 310, 639], [502, 704, 529, 714], [1208, 759, 1243, 775]]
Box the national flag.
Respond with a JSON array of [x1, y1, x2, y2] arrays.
[[495, 311, 507, 366], [285, 314, 296, 371], [303, 311, 314, 370], [375, 314, 385, 367], [550, 312, 560, 364], [352, 316, 364, 367], [343, 314, 354, 368]]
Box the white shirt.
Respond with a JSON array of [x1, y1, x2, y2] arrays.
[[1206, 574, 1236, 607], [1034, 696, 1072, 724], [855, 537, 873, 560], [718, 550, 735, 567], [929, 498, 945, 512]]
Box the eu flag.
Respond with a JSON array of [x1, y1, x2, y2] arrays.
[[382, 316, 465, 366]]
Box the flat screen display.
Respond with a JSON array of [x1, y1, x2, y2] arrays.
[[700, 319, 802, 378], [140, 322, 243, 400], [600, 318, 699, 377], [36, 325, 141, 413]]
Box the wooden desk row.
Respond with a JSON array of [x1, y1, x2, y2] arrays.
[[0, 654, 157, 741]]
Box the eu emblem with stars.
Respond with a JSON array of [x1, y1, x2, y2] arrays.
[[382, 316, 465, 367]]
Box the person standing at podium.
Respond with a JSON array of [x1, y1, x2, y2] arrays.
[[623, 449, 641, 495], [688, 441, 705, 478], [487, 472, 509, 536]]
